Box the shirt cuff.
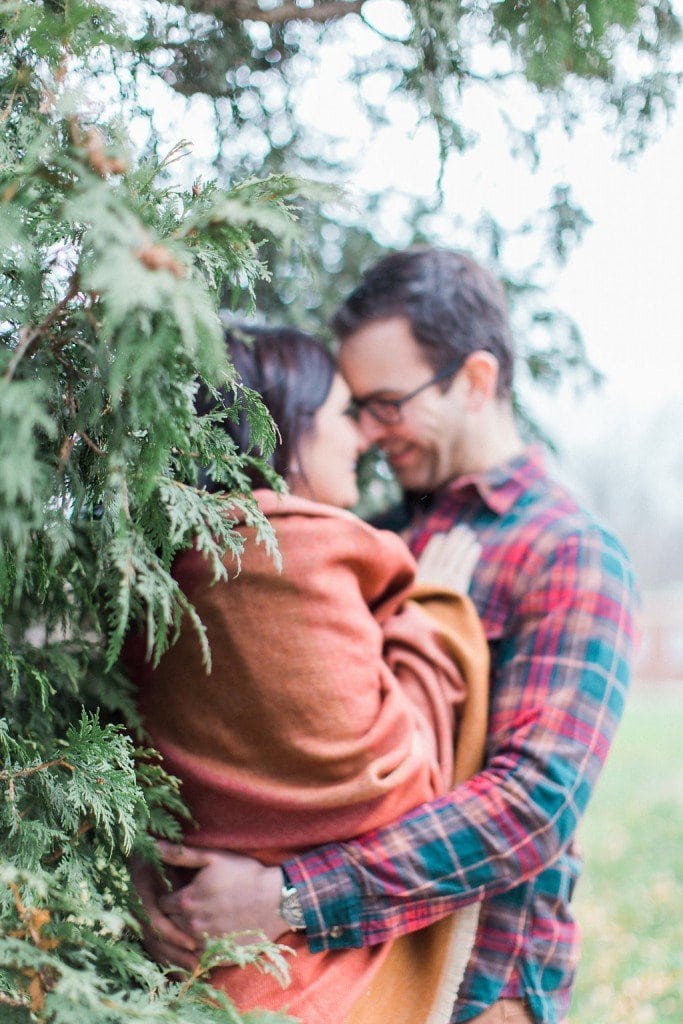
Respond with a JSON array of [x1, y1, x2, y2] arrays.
[[282, 846, 364, 952]]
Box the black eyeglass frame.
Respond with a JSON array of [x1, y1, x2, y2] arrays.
[[346, 359, 464, 426]]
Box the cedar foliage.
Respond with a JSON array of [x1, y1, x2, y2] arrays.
[[0, 3, 302, 1019]]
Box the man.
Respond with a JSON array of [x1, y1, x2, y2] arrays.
[[139, 249, 638, 1023]]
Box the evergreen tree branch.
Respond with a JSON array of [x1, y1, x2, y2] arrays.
[[1, 758, 75, 809], [8, 881, 56, 949], [0, 80, 20, 124], [197, 0, 364, 25], [79, 431, 106, 457], [0, 757, 75, 784], [0, 991, 30, 1008], [3, 276, 80, 382]]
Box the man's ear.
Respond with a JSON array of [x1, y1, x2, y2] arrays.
[[460, 351, 499, 410]]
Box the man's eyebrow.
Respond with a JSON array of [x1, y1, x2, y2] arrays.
[[353, 387, 405, 402]]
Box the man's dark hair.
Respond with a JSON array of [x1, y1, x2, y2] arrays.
[[332, 248, 514, 398], [200, 325, 335, 490]]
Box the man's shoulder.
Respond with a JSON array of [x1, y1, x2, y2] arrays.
[[494, 478, 637, 615], [472, 473, 638, 651], [471, 461, 635, 603], [514, 467, 629, 554]]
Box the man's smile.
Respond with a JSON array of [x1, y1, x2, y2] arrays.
[[381, 442, 420, 467]]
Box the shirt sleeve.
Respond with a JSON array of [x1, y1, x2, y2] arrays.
[[282, 522, 638, 951]]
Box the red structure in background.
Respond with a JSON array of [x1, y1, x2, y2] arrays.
[[636, 587, 683, 682]]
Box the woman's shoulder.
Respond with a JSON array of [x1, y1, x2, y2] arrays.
[[252, 488, 360, 526], [253, 489, 415, 575]]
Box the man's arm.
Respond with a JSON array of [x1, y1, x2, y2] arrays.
[[282, 524, 637, 951]]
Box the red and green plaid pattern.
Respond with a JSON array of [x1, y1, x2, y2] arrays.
[[283, 448, 638, 1024]]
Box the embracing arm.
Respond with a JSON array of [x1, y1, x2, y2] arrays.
[[282, 525, 638, 951], [131, 514, 486, 953]]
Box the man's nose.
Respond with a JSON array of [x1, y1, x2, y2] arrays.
[[357, 410, 388, 446], [357, 425, 372, 455]]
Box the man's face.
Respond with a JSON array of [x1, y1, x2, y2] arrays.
[[338, 316, 468, 492]]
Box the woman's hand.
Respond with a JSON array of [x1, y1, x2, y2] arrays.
[[415, 526, 481, 592], [155, 842, 287, 945], [129, 855, 200, 971]]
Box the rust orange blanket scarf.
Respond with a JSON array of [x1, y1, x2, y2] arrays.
[[131, 491, 488, 1023]]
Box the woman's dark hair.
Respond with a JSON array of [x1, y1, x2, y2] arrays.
[[332, 248, 514, 398], [199, 325, 336, 490]]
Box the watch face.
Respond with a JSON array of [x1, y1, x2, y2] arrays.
[[281, 886, 305, 930]]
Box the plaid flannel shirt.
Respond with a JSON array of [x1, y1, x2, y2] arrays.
[[283, 447, 638, 1023]]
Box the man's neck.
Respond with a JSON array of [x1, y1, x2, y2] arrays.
[[456, 403, 525, 477]]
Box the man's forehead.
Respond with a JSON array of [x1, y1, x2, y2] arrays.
[[338, 317, 432, 393], [339, 357, 419, 399]]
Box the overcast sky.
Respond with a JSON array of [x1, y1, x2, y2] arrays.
[[528, 100, 683, 445]]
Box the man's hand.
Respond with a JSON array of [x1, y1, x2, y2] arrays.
[[129, 855, 200, 971], [156, 842, 287, 944]]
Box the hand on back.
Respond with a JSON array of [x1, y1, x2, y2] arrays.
[[131, 842, 286, 971]]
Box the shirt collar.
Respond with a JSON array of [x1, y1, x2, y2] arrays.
[[435, 444, 546, 516]]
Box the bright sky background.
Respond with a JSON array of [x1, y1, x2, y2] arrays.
[[524, 103, 683, 446]]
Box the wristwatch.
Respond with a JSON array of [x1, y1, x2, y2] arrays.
[[279, 878, 305, 932]]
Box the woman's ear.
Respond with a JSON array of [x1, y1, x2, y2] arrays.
[[460, 351, 499, 411]]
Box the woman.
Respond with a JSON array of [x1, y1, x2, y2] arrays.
[[129, 326, 488, 1023]]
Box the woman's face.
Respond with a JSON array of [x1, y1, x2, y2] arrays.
[[288, 374, 367, 508]]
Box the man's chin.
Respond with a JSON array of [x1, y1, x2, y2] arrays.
[[390, 464, 431, 492], [389, 458, 452, 493]]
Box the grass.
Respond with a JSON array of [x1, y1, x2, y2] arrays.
[[569, 685, 683, 1023]]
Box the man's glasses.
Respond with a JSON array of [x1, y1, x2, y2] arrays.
[[345, 360, 463, 426]]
